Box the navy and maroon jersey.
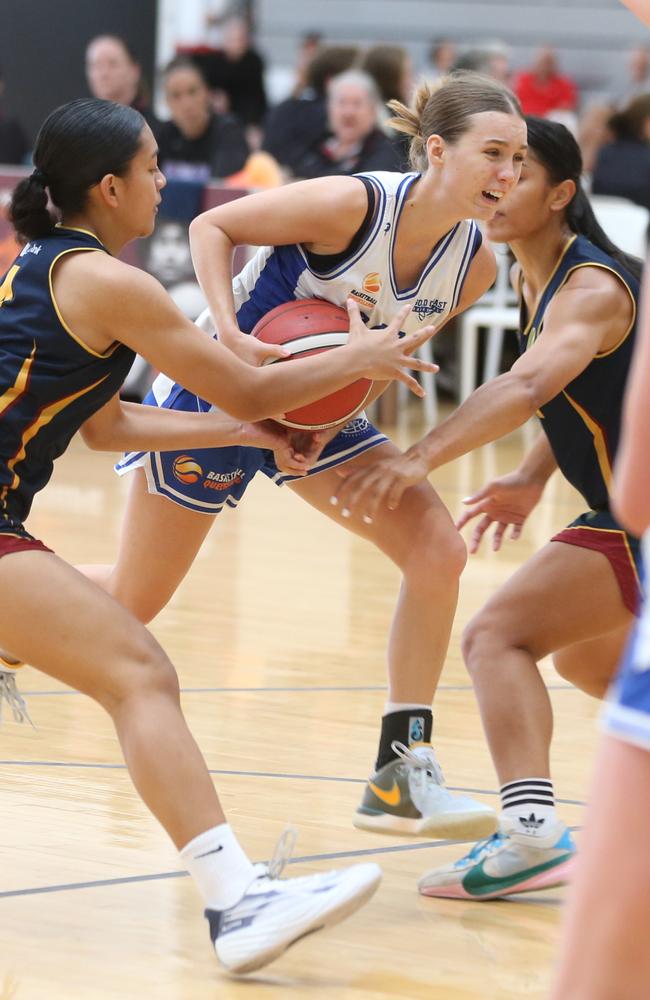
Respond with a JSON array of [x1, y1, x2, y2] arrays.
[[518, 234, 639, 512], [0, 225, 134, 529]]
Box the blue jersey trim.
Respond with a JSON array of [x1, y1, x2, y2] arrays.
[[299, 173, 387, 282], [388, 174, 460, 300], [236, 245, 307, 334], [451, 223, 481, 310]]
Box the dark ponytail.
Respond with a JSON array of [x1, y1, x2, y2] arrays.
[[10, 172, 54, 242], [525, 116, 643, 282], [10, 98, 145, 243]]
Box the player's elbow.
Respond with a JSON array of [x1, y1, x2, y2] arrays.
[[505, 371, 545, 418]]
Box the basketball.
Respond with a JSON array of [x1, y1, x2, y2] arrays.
[[251, 298, 373, 430]]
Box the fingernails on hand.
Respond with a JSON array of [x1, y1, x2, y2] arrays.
[[362, 514, 373, 525], [341, 508, 351, 518], [329, 495, 338, 506]]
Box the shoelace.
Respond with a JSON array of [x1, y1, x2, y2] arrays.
[[0, 668, 35, 727], [390, 739, 445, 785], [459, 833, 505, 867], [263, 826, 298, 880]]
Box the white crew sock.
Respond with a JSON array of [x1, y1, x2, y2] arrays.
[[180, 823, 256, 910], [500, 778, 557, 835]]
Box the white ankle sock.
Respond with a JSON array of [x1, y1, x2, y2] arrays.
[[180, 823, 256, 910], [500, 778, 557, 835]]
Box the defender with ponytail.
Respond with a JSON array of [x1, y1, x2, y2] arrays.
[[335, 115, 646, 902], [0, 96, 438, 970]]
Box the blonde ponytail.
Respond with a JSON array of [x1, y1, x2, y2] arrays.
[[387, 70, 522, 171]]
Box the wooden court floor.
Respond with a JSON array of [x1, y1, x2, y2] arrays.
[[0, 409, 598, 1000]]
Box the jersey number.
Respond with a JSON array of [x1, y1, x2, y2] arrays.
[[0, 265, 19, 307]]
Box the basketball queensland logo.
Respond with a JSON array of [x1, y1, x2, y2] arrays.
[[172, 455, 246, 492], [349, 272, 382, 310], [173, 455, 203, 484], [362, 272, 382, 295]]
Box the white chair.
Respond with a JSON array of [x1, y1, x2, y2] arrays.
[[589, 195, 649, 259], [458, 242, 519, 401]]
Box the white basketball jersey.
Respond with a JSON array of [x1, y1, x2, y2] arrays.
[[194, 171, 482, 339]]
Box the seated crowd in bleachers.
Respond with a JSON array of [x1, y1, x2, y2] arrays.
[[1, 12, 648, 404]]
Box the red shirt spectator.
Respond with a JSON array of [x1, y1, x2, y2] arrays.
[[514, 47, 577, 117]]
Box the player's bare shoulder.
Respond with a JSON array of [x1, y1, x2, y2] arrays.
[[558, 263, 634, 326]]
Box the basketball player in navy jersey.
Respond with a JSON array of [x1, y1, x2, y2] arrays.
[[0, 98, 440, 972], [336, 117, 644, 897], [83, 71, 528, 842]]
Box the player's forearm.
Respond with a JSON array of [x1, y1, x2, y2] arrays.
[[189, 217, 240, 336], [82, 402, 249, 453], [405, 371, 539, 472]]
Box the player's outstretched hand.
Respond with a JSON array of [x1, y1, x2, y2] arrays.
[[456, 472, 545, 553], [330, 449, 430, 523], [345, 299, 439, 397]]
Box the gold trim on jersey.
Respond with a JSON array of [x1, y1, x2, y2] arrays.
[[55, 223, 105, 243], [4, 374, 111, 494], [521, 235, 577, 344], [559, 523, 641, 590], [551, 261, 636, 358], [48, 247, 121, 359], [560, 389, 612, 488], [0, 345, 35, 418]]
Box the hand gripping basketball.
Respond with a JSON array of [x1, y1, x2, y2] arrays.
[[252, 298, 439, 430]]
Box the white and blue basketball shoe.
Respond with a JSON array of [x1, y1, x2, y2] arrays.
[[417, 816, 577, 900], [205, 832, 382, 974]]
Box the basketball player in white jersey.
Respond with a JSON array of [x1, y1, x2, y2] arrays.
[[86, 72, 527, 840]]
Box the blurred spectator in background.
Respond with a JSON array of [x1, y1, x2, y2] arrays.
[[580, 45, 650, 173], [360, 44, 414, 169], [610, 45, 650, 109], [157, 57, 249, 182], [453, 40, 511, 85], [85, 34, 162, 138], [426, 38, 457, 81], [291, 69, 402, 179], [262, 44, 358, 175], [361, 44, 414, 106], [513, 46, 578, 125], [292, 30, 324, 97], [198, 14, 268, 142], [592, 94, 650, 211], [0, 68, 29, 164]]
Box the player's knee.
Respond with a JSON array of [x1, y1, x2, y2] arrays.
[[461, 611, 502, 677], [97, 634, 180, 713], [405, 512, 467, 584]]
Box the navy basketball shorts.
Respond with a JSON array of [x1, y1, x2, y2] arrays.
[[115, 376, 388, 515], [602, 534, 650, 751]]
